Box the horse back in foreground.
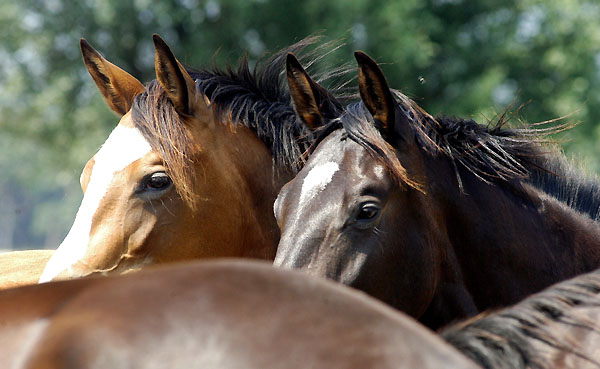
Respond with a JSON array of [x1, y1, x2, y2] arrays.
[[0, 260, 477, 369]]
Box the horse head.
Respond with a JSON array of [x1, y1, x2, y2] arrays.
[[275, 52, 456, 320], [40, 36, 281, 281]]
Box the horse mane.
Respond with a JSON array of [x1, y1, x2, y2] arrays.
[[131, 37, 351, 208], [528, 155, 600, 221], [334, 89, 600, 220], [333, 94, 541, 192], [441, 269, 600, 369]]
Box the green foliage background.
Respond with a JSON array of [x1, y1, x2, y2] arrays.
[[1, 0, 600, 249]]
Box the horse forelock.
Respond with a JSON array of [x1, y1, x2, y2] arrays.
[[335, 101, 425, 192], [131, 82, 198, 210]]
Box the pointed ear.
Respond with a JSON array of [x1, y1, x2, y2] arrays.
[[354, 51, 395, 134], [286, 53, 341, 130], [80, 39, 145, 116], [153, 34, 199, 116]]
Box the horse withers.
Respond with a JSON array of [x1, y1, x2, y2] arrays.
[[275, 51, 600, 329], [38, 36, 342, 282]]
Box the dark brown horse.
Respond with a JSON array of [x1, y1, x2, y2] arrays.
[[38, 36, 343, 282], [442, 267, 600, 369], [0, 260, 479, 369], [274, 51, 600, 329]]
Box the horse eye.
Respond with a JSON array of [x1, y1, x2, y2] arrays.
[[143, 172, 172, 191], [357, 204, 380, 221]]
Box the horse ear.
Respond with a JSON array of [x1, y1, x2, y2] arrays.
[[80, 39, 144, 116], [354, 51, 395, 135], [286, 53, 341, 130], [153, 34, 199, 117]]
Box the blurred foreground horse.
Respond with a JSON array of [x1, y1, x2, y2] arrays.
[[1, 259, 598, 368], [275, 51, 600, 329]]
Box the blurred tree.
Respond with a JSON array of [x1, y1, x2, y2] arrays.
[[1, 0, 599, 249]]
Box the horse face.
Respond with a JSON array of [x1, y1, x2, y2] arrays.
[[275, 127, 439, 317], [40, 36, 280, 282], [42, 108, 277, 282], [40, 114, 178, 281], [275, 51, 447, 317]]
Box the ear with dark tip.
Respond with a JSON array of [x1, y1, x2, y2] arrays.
[[354, 51, 395, 135], [153, 34, 198, 116], [286, 53, 341, 130], [80, 39, 145, 116]]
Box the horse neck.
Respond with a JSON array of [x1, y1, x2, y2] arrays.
[[426, 156, 600, 311], [210, 124, 292, 260]]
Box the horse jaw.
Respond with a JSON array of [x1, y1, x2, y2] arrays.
[[39, 123, 152, 283]]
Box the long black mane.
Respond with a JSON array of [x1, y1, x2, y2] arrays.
[[192, 37, 351, 173], [442, 268, 600, 369], [329, 90, 600, 220]]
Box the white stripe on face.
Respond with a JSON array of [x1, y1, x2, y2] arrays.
[[299, 162, 339, 205], [39, 125, 152, 283], [373, 164, 385, 180]]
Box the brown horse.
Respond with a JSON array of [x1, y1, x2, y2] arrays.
[[0, 259, 478, 369], [38, 36, 343, 282], [1, 259, 597, 368], [274, 51, 600, 330]]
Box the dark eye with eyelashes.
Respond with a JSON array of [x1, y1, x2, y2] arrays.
[[353, 201, 381, 228], [357, 203, 380, 221], [357, 204, 379, 221], [140, 172, 172, 192]]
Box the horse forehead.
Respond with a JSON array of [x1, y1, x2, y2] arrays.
[[93, 124, 152, 173], [372, 164, 385, 180], [297, 132, 347, 203], [313, 133, 376, 180], [299, 161, 340, 204]]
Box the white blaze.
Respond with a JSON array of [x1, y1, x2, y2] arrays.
[[274, 161, 340, 267], [299, 162, 339, 205], [39, 125, 152, 283], [373, 164, 385, 180]]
